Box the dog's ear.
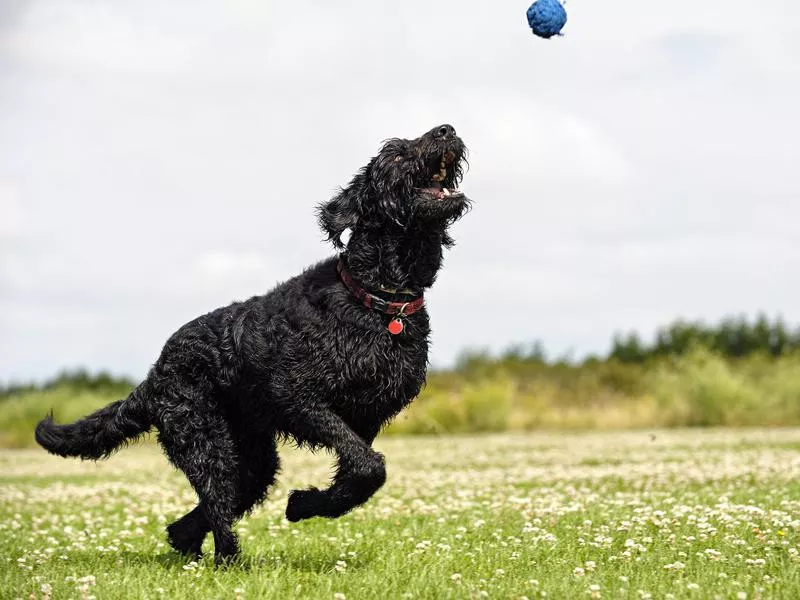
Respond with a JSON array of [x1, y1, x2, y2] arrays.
[[317, 183, 363, 248]]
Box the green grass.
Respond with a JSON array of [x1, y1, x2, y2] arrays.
[[3, 430, 800, 599]]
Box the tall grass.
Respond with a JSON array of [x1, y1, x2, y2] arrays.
[[3, 346, 800, 447], [0, 385, 134, 448], [387, 346, 800, 434]]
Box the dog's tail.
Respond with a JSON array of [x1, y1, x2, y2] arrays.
[[35, 381, 153, 460]]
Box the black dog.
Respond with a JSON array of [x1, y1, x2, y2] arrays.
[[35, 124, 470, 565]]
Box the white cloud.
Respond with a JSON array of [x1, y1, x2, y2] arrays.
[[4, 3, 193, 75], [193, 251, 270, 280], [0, 183, 24, 239]]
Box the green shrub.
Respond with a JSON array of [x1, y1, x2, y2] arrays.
[[5, 343, 800, 447], [0, 385, 130, 448]]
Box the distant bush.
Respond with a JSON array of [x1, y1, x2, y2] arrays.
[[3, 316, 800, 446], [0, 370, 136, 448], [0, 387, 133, 448], [387, 344, 800, 435], [0, 369, 135, 399]]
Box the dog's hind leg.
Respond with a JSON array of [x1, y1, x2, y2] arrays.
[[283, 408, 385, 522], [165, 430, 280, 559], [159, 410, 241, 565]]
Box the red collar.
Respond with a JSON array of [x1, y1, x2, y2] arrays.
[[337, 259, 425, 318]]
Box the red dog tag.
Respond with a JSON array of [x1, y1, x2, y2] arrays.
[[388, 318, 404, 335]]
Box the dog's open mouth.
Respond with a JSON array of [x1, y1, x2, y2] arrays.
[[420, 150, 464, 200]]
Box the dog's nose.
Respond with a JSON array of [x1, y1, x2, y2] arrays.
[[434, 124, 456, 138]]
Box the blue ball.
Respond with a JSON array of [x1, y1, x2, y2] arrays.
[[526, 0, 567, 39]]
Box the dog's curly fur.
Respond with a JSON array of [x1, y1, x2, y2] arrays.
[[35, 124, 470, 565]]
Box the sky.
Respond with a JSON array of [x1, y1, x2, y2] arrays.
[[1, 0, 799, 383]]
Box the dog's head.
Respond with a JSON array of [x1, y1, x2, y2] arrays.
[[319, 124, 470, 249]]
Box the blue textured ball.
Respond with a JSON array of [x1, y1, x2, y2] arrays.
[[526, 0, 567, 39]]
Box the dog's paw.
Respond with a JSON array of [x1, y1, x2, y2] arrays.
[[166, 523, 204, 559], [286, 487, 327, 522]]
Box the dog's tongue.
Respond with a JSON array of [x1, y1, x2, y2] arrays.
[[422, 183, 444, 199]]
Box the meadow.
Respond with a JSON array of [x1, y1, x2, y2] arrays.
[[2, 429, 800, 599]]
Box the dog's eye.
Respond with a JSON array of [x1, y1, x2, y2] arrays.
[[394, 156, 403, 162]]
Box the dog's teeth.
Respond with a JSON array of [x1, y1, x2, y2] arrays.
[[443, 188, 451, 196]]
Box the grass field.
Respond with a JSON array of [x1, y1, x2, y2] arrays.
[[2, 430, 800, 600]]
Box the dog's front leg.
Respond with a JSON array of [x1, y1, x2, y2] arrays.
[[282, 408, 386, 522]]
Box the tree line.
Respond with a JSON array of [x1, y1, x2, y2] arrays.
[[453, 313, 800, 373], [609, 314, 800, 363]]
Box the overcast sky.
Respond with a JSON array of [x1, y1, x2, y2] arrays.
[[1, 0, 799, 383]]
